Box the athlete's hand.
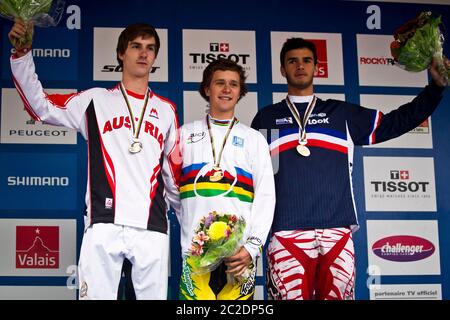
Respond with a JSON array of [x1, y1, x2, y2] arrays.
[[8, 18, 34, 57], [224, 247, 252, 277], [429, 56, 450, 87]]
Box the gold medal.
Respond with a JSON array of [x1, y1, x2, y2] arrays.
[[209, 168, 224, 182], [206, 115, 237, 183], [296, 144, 310, 157]]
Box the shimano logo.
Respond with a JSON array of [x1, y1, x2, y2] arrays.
[[11, 48, 72, 58], [7, 176, 70, 186]]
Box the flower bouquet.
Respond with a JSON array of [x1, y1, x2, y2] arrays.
[[188, 211, 246, 275], [0, 0, 65, 48], [390, 11, 449, 85]]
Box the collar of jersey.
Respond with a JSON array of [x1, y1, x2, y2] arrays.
[[209, 116, 233, 127], [288, 94, 314, 104]]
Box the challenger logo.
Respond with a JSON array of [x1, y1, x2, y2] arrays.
[[16, 226, 59, 269], [372, 235, 435, 262]]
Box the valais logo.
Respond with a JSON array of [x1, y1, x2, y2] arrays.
[[16, 226, 59, 269], [306, 39, 328, 78], [372, 235, 435, 262]]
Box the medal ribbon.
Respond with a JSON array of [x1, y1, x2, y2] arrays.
[[119, 83, 150, 142], [206, 114, 237, 169], [285, 95, 317, 145]]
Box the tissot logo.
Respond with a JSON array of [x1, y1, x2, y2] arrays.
[[183, 30, 256, 83], [360, 57, 395, 65], [190, 40, 249, 65], [306, 39, 328, 78], [390, 170, 409, 180], [372, 235, 435, 262], [16, 226, 59, 269], [210, 42, 230, 52], [189, 52, 250, 65], [371, 169, 429, 193]]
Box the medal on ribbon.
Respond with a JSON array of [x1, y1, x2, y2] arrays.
[[206, 115, 237, 182], [119, 83, 150, 154], [285, 95, 317, 157]]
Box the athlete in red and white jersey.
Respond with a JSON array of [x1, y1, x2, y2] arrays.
[[9, 21, 181, 299]]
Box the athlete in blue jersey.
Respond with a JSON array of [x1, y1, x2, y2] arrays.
[[251, 38, 448, 300]]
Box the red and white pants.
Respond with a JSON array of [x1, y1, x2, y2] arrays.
[[266, 228, 355, 300]]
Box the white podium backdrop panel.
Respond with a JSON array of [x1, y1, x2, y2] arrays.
[[360, 94, 433, 149], [363, 156, 437, 212], [93, 27, 169, 82], [366, 220, 441, 276], [357, 34, 428, 87], [183, 91, 258, 126], [271, 31, 344, 85], [1, 88, 78, 144]]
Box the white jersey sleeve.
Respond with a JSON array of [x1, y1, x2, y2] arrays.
[[243, 130, 276, 261], [161, 101, 182, 216], [10, 52, 94, 138]]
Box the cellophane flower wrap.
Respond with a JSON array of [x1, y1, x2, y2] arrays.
[[390, 11, 449, 85], [0, 0, 65, 48], [188, 211, 245, 274]]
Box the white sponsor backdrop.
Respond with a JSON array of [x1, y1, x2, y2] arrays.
[[93, 28, 168, 82], [369, 284, 442, 300], [183, 29, 257, 83], [1, 88, 77, 144], [183, 91, 258, 127], [0, 219, 77, 276], [361, 94, 433, 149], [366, 220, 440, 276], [271, 32, 344, 85], [0, 286, 76, 300], [356, 34, 428, 87], [363, 157, 437, 212]]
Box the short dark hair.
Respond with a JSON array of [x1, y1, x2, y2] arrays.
[[199, 58, 248, 102], [280, 37, 318, 67], [116, 23, 160, 68]]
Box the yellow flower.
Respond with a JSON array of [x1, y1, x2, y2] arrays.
[[208, 221, 229, 241]]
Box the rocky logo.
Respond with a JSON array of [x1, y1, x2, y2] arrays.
[[372, 235, 435, 262], [16, 226, 59, 269]]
